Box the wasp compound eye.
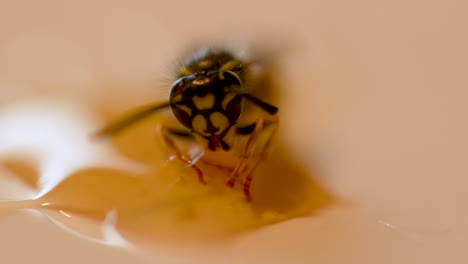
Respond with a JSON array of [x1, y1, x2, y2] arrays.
[[169, 71, 243, 133]]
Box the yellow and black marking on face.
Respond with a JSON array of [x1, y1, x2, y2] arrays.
[[170, 69, 244, 151]]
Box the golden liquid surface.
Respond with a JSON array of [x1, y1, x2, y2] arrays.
[[0, 102, 330, 250]]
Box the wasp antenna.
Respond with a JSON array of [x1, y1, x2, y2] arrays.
[[242, 94, 278, 115], [93, 101, 171, 139]]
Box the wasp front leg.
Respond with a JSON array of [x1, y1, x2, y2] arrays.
[[227, 117, 279, 201], [158, 125, 206, 184]]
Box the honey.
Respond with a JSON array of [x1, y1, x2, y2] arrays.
[[0, 101, 330, 249]]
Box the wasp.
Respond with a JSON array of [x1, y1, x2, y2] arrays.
[[95, 47, 279, 201]]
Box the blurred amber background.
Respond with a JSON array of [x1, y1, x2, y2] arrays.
[[0, 0, 467, 263]]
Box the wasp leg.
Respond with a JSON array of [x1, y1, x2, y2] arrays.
[[242, 166, 257, 202], [225, 122, 261, 187], [227, 117, 279, 201], [159, 126, 206, 184], [241, 126, 277, 201], [226, 119, 264, 188]]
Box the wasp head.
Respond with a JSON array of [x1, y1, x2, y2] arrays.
[[169, 71, 244, 150]]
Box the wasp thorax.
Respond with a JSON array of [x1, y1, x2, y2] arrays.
[[170, 71, 244, 146]]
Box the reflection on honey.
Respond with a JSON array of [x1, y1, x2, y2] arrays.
[[0, 100, 330, 249]]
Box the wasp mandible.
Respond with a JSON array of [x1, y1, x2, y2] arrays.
[[95, 48, 279, 201]]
